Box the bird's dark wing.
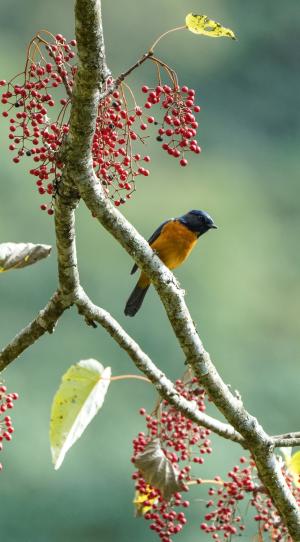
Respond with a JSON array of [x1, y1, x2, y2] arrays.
[[130, 219, 172, 275]]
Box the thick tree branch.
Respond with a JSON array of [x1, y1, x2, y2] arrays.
[[75, 288, 244, 445], [64, 1, 300, 538], [54, 195, 80, 300]]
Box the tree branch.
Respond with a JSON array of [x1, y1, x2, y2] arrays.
[[0, 290, 67, 371], [54, 194, 80, 300], [274, 438, 300, 448], [273, 433, 300, 448], [75, 287, 244, 445], [64, 1, 300, 538]]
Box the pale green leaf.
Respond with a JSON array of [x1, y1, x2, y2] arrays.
[[50, 359, 111, 470], [185, 13, 236, 40]]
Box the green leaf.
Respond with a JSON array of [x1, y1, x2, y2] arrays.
[[0, 242, 51, 272], [50, 359, 111, 470], [185, 13, 236, 40]]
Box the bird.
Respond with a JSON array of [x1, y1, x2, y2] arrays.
[[124, 209, 217, 317]]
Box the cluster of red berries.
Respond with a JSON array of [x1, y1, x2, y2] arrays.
[[132, 378, 212, 541], [200, 458, 251, 539], [0, 32, 76, 215], [93, 88, 152, 206], [141, 84, 201, 167], [202, 456, 299, 541], [92, 82, 201, 206], [133, 378, 299, 542], [1, 32, 202, 213], [250, 465, 299, 541], [134, 472, 189, 542], [0, 384, 19, 471]]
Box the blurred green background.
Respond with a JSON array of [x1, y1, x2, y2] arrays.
[[1, 1, 300, 540]]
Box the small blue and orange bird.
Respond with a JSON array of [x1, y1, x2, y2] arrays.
[[124, 209, 217, 317]]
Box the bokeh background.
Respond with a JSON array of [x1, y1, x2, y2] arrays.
[[1, 1, 300, 540]]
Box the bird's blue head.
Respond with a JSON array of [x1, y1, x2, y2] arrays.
[[179, 209, 217, 237]]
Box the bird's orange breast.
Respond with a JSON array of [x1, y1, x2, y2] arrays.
[[151, 220, 198, 269], [138, 220, 198, 289]]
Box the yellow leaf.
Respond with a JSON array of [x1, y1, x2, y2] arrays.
[[185, 13, 236, 40], [287, 451, 300, 487], [50, 359, 111, 470], [133, 485, 159, 516]]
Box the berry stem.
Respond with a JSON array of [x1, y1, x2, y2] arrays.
[[187, 479, 224, 486], [150, 56, 178, 88], [114, 51, 153, 88]]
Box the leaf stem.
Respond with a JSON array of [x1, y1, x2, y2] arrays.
[[110, 374, 151, 383], [149, 26, 186, 53]]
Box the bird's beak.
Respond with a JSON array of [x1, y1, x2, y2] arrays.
[[210, 223, 218, 229]]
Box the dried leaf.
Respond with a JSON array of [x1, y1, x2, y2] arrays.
[[135, 439, 183, 500], [185, 13, 236, 40], [50, 359, 111, 470], [0, 242, 51, 272]]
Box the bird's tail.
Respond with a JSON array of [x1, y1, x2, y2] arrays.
[[124, 283, 150, 317]]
